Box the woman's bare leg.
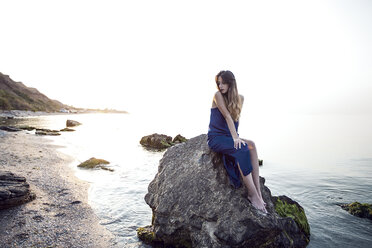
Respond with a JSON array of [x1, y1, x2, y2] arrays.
[[238, 164, 267, 213], [243, 139, 265, 205]]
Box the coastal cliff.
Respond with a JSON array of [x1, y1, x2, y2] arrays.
[[0, 72, 69, 112], [142, 134, 310, 247]]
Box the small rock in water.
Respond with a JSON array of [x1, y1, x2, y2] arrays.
[[140, 133, 188, 150], [0, 126, 22, 132], [18, 126, 36, 131], [35, 128, 61, 136], [140, 133, 173, 150], [60, 127, 75, 132], [341, 202, 372, 220], [77, 157, 113, 172], [66, 119, 81, 127]]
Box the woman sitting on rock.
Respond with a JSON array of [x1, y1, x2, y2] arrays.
[[207, 70, 267, 213]]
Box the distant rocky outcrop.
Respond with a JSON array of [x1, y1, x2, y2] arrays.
[[0, 171, 36, 210], [140, 133, 188, 150], [341, 202, 372, 220], [140, 134, 310, 247], [77, 158, 114, 172], [0, 72, 69, 111], [66, 120, 81, 127]]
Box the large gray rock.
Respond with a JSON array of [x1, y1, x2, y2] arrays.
[[143, 134, 310, 247], [0, 171, 36, 210]]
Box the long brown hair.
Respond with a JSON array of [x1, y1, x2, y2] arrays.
[[215, 70, 242, 122]]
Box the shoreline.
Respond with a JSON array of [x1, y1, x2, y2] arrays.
[[0, 109, 128, 118], [0, 131, 117, 247]]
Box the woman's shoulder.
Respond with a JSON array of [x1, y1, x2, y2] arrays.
[[214, 91, 222, 97]]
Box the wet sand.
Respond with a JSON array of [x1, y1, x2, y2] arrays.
[[0, 130, 117, 247]]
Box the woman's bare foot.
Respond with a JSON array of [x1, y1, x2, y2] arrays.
[[257, 191, 266, 207], [260, 196, 266, 207], [248, 195, 267, 213]]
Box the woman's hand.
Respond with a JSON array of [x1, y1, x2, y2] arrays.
[[233, 137, 246, 149]]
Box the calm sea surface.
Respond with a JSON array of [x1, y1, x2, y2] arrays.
[[3, 112, 372, 247]]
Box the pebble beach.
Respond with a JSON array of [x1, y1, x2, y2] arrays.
[[0, 130, 117, 247]]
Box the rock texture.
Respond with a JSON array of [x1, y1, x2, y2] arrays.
[[66, 119, 81, 127], [140, 133, 188, 150], [143, 134, 310, 247], [140, 133, 173, 150], [60, 127, 75, 132], [35, 128, 61, 136], [0, 126, 22, 132], [341, 202, 372, 220], [77, 157, 113, 172], [172, 134, 188, 144], [0, 171, 36, 210]]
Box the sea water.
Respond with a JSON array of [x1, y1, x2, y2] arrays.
[[4, 112, 372, 247]]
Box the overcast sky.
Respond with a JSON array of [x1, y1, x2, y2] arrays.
[[1, 0, 371, 116]]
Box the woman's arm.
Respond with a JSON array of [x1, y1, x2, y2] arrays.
[[214, 92, 246, 149]]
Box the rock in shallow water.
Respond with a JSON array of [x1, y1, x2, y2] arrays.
[[66, 119, 81, 127], [140, 133, 188, 150], [0, 171, 36, 210], [140, 133, 173, 150], [77, 157, 114, 172], [341, 202, 372, 220], [141, 134, 310, 247], [0, 126, 22, 132]]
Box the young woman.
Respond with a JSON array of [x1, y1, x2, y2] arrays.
[[207, 70, 267, 213]]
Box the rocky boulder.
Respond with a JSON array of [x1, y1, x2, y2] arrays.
[[140, 133, 173, 150], [0, 171, 36, 210], [341, 202, 372, 220], [66, 119, 81, 127], [141, 134, 310, 247], [77, 157, 114, 172]]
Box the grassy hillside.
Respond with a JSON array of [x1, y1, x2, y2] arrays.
[[0, 72, 70, 112]]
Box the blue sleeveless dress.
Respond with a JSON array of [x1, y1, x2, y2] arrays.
[[207, 107, 252, 188]]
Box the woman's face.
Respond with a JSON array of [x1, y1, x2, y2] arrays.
[[217, 76, 229, 94]]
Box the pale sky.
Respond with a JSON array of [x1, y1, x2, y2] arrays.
[[1, 0, 371, 116]]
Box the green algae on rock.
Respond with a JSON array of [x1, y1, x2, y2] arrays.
[[172, 134, 187, 144], [140, 133, 173, 150], [273, 195, 310, 238], [341, 202, 372, 220], [77, 157, 114, 172], [140, 133, 188, 150], [137, 225, 163, 246]]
